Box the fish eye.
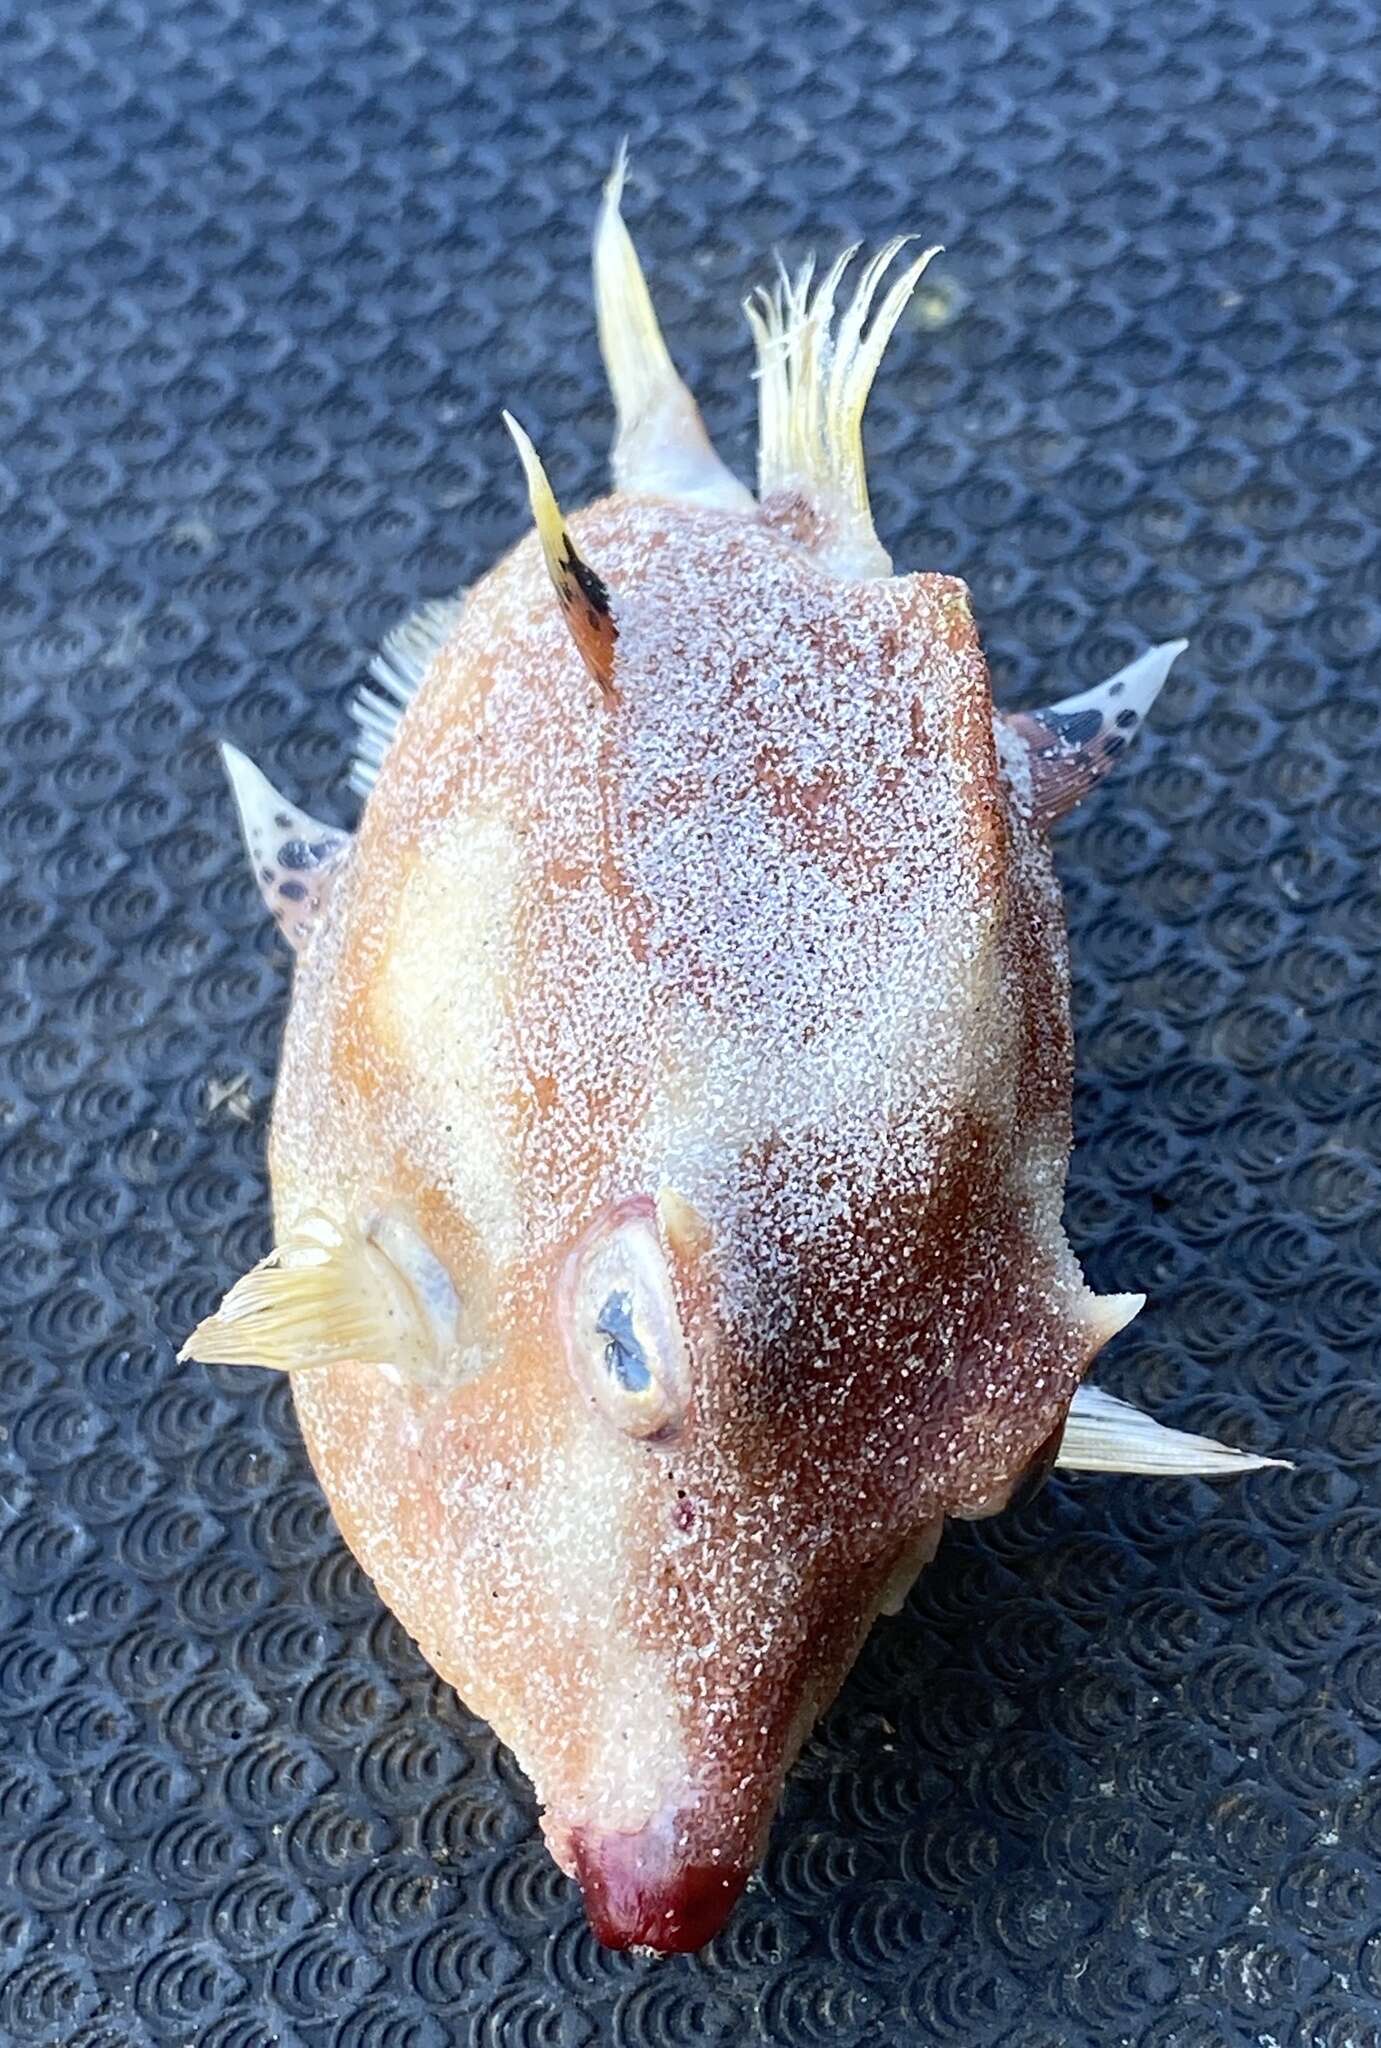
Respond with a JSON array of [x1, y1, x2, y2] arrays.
[[559, 1198, 691, 1441]]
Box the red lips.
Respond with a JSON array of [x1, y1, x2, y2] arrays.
[[571, 1821, 751, 1952]]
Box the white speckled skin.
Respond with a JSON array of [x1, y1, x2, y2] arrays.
[[265, 488, 1132, 1932]]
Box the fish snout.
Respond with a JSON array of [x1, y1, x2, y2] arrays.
[[569, 1816, 751, 1952]]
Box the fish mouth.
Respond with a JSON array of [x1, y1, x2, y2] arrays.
[[568, 1817, 751, 1952]]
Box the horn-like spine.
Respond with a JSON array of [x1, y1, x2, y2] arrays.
[[594, 146, 752, 511], [503, 412, 618, 700]]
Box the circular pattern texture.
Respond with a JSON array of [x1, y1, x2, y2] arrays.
[[0, 2, 1379, 2044]]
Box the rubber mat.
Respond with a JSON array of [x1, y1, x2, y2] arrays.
[[1, 0, 1379, 2041]]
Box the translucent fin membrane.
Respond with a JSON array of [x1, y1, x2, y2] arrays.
[[1058, 1384, 1291, 1476], [180, 1213, 440, 1381], [220, 742, 349, 951], [745, 238, 941, 578], [594, 147, 751, 510], [1005, 640, 1187, 829], [350, 596, 465, 797]]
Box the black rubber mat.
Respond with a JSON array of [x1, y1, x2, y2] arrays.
[[2, 0, 1380, 2041]]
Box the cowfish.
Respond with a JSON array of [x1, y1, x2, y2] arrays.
[[183, 157, 1288, 1954]]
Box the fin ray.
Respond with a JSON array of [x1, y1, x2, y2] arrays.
[[180, 1213, 436, 1380], [350, 595, 465, 797], [1005, 640, 1187, 828], [747, 238, 941, 577], [1057, 1384, 1290, 1476]]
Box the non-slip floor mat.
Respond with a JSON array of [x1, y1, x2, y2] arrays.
[[1, 2, 1380, 2042]]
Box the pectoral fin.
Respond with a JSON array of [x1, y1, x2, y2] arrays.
[[180, 1213, 438, 1381]]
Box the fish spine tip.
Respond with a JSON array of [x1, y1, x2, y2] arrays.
[[503, 412, 618, 699]]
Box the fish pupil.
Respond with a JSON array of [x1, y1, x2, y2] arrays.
[[595, 1289, 651, 1393]]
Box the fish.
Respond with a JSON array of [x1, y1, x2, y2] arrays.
[[182, 155, 1288, 1955]]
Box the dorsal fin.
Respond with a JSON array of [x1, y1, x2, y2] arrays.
[[1004, 641, 1186, 829], [221, 743, 349, 951], [745, 238, 941, 578], [595, 148, 752, 511], [350, 595, 465, 797], [503, 411, 618, 699], [1057, 1383, 1290, 1476]]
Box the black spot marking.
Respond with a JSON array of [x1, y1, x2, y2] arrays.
[[278, 880, 308, 903], [1115, 708, 1139, 731], [276, 834, 339, 873]]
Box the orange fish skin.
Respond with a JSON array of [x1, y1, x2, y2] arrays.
[[263, 488, 1124, 1945], [185, 175, 1258, 1954]]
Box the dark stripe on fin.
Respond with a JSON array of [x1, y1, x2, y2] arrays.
[[503, 411, 618, 701]]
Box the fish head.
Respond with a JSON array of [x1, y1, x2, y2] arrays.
[[516, 1178, 931, 1950], [516, 1087, 1097, 1949]]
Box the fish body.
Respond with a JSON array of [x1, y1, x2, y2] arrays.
[[187, 161, 1284, 1953]]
